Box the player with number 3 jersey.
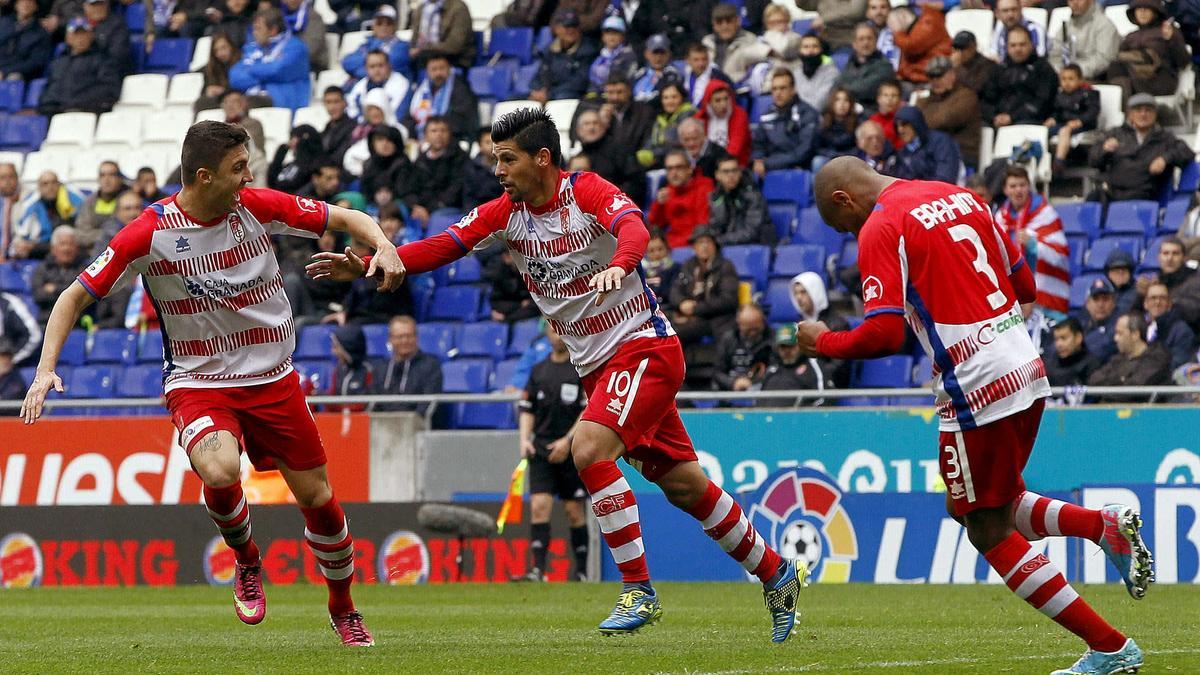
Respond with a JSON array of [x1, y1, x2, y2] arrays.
[[307, 108, 807, 642], [800, 157, 1152, 674]]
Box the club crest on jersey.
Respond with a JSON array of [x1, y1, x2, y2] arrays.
[[862, 276, 883, 302], [295, 196, 319, 213], [559, 206, 570, 231], [228, 214, 245, 243]]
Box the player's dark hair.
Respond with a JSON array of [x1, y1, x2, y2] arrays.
[[1061, 63, 1083, 78], [491, 107, 562, 165], [181, 120, 250, 185], [322, 85, 345, 98], [254, 7, 284, 33], [1004, 164, 1030, 183], [1122, 311, 1149, 342], [1053, 316, 1083, 336]]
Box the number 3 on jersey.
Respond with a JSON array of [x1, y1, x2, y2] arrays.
[[948, 224, 1008, 310]]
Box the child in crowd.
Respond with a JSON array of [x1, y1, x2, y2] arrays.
[[869, 79, 903, 148], [1044, 64, 1100, 174]]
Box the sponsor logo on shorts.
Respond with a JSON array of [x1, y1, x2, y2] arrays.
[[605, 398, 624, 416], [183, 415, 215, 442], [85, 247, 114, 277], [0, 533, 43, 588], [378, 531, 429, 585], [591, 494, 627, 517]]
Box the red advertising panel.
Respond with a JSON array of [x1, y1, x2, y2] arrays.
[[0, 413, 370, 505]]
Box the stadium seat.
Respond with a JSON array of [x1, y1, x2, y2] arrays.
[[0, 81, 23, 112], [762, 169, 813, 208], [141, 110, 193, 144], [363, 323, 389, 359], [66, 149, 111, 189], [1065, 232, 1088, 276], [0, 263, 30, 294], [295, 324, 335, 360], [722, 244, 770, 291], [544, 99, 579, 132], [456, 321, 508, 361], [125, 0, 145, 32], [1144, 235, 1169, 267], [771, 244, 825, 278], [417, 321, 459, 360], [114, 73, 170, 111], [749, 93, 773, 124], [1105, 4, 1138, 36], [445, 256, 482, 285], [189, 35, 211, 71], [507, 318, 540, 356], [116, 364, 163, 398], [487, 27, 535, 64], [42, 112, 96, 149], [993, 124, 1052, 188], [911, 355, 934, 387], [137, 330, 164, 363], [193, 107, 223, 123], [442, 357, 493, 393], [249, 107, 293, 153], [1178, 161, 1200, 196], [839, 238, 859, 269], [92, 110, 144, 152], [19, 149, 71, 189], [22, 78, 46, 109], [493, 358, 520, 387], [945, 9, 995, 57], [765, 278, 799, 323], [1085, 236, 1142, 271], [314, 69, 349, 98], [1162, 198, 1190, 235], [453, 402, 516, 429], [1104, 199, 1158, 236], [468, 65, 513, 101], [1055, 201, 1102, 241], [493, 99, 538, 121], [425, 209, 463, 237], [338, 30, 369, 61], [511, 63, 539, 99], [854, 355, 914, 388], [56, 329, 86, 366], [671, 246, 694, 266], [1069, 273, 1103, 308], [144, 38, 194, 74], [165, 72, 204, 112], [293, 104, 331, 131], [66, 365, 118, 398], [0, 115, 47, 153], [0, 151, 24, 176], [88, 328, 137, 364], [293, 359, 334, 393], [428, 285, 483, 322]]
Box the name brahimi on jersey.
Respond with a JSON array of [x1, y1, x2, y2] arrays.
[[78, 188, 327, 391]]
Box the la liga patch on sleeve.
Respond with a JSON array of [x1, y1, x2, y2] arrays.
[[85, 247, 115, 276]]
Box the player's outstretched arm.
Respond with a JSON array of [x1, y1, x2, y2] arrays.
[[799, 313, 907, 361], [325, 205, 406, 291], [21, 282, 95, 424], [307, 247, 367, 282]]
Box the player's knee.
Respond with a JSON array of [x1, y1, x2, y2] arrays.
[[190, 431, 241, 487], [293, 481, 332, 509], [570, 422, 622, 470]]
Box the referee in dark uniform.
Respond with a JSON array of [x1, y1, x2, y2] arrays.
[[516, 323, 590, 582]]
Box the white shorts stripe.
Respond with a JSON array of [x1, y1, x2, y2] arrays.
[[589, 477, 632, 502], [611, 537, 645, 564], [1014, 560, 1061, 600], [954, 432, 977, 504], [616, 358, 649, 427], [1037, 584, 1079, 618], [701, 492, 735, 530], [596, 504, 639, 534], [206, 495, 247, 522], [309, 543, 354, 561], [320, 561, 356, 581], [1044, 501, 1064, 536], [304, 522, 349, 545], [1002, 548, 1039, 583], [716, 516, 750, 553], [743, 532, 766, 570]]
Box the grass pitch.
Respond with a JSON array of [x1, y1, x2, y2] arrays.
[[2, 583, 1197, 674]]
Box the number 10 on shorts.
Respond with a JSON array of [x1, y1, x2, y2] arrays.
[[604, 358, 649, 427]]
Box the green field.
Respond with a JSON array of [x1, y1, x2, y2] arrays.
[[2, 583, 1197, 673]]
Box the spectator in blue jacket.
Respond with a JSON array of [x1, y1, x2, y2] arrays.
[[529, 8, 599, 104], [886, 105, 961, 184], [13, 172, 85, 260], [751, 67, 819, 177], [229, 7, 311, 110], [0, 0, 54, 81], [341, 5, 409, 79]]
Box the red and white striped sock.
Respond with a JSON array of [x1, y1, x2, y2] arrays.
[[578, 461, 650, 584], [301, 496, 356, 615], [686, 481, 782, 583], [1014, 491, 1104, 542], [985, 532, 1126, 652], [203, 483, 260, 564]]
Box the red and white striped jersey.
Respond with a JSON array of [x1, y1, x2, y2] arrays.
[[994, 195, 1071, 317], [859, 180, 1050, 431], [77, 188, 327, 392], [443, 171, 673, 375]]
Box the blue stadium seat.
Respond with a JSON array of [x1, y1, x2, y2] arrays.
[[445, 256, 482, 285], [293, 359, 334, 393], [771, 244, 825, 278], [456, 321, 508, 361], [1055, 201, 1102, 241], [59, 329, 88, 366], [294, 324, 335, 360], [1179, 161, 1200, 195], [137, 330, 164, 363], [487, 27, 535, 64], [1161, 197, 1189, 234], [1085, 236, 1142, 271], [88, 328, 136, 364], [124, 0, 145, 32], [765, 278, 799, 323], [911, 355, 933, 387], [116, 364, 163, 398], [1065, 232, 1088, 276], [493, 358, 519, 388], [794, 206, 845, 252], [831, 50, 851, 70], [854, 355, 914, 388], [511, 63, 539, 99], [363, 323, 389, 358], [468, 65, 513, 100], [507, 318, 540, 356], [722, 244, 770, 291], [442, 358, 493, 393], [428, 285, 482, 322], [762, 169, 813, 208], [453, 402, 516, 429], [66, 365, 118, 398], [142, 37, 194, 74], [22, 79, 46, 109], [671, 246, 695, 266], [417, 321, 459, 360], [792, 18, 814, 34], [0, 114, 48, 152], [1144, 235, 1169, 267], [0, 81, 23, 112], [839, 238, 859, 269], [749, 94, 773, 124], [1069, 273, 1103, 308], [0, 263, 30, 293], [425, 208, 463, 237], [768, 203, 795, 242], [1103, 199, 1158, 236], [838, 396, 889, 407]]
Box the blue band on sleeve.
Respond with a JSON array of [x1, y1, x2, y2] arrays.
[[446, 229, 468, 252], [863, 307, 905, 319]]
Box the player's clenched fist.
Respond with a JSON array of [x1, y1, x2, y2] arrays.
[[588, 266, 626, 306], [795, 320, 829, 357]]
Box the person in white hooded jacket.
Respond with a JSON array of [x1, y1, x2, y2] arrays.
[[342, 87, 409, 178], [789, 271, 851, 387]]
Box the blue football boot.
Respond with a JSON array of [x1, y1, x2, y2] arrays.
[[763, 558, 809, 643], [1051, 638, 1143, 674], [598, 585, 662, 635]]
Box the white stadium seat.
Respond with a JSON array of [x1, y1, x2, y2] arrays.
[[68, 149, 114, 189], [313, 0, 337, 25], [115, 73, 170, 111], [463, 0, 498, 31], [93, 110, 144, 152], [293, 104, 331, 131], [190, 35, 212, 72], [1093, 84, 1125, 131], [142, 110, 194, 144], [167, 72, 204, 108], [314, 69, 350, 100], [338, 31, 368, 61], [544, 99, 579, 133], [1157, 63, 1195, 128], [194, 108, 224, 123], [993, 124, 1051, 190], [491, 99, 539, 123], [43, 112, 97, 149], [0, 151, 25, 176], [20, 149, 72, 188], [325, 33, 340, 65], [120, 147, 172, 181], [945, 10, 995, 58], [1105, 4, 1137, 37], [249, 106, 294, 153], [1047, 6, 1071, 46], [1022, 7, 1049, 50]]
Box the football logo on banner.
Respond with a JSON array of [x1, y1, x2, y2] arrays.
[[0, 533, 43, 588], [745, 468, 858, 583], [378, 531, 429, 585]]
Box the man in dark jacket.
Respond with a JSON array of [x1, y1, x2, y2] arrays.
[[1045, 316, 1102, 386], [712, 304, 772, 391], [486, 249, 539, 323], [708, 157, 774, 246], [834, 22, 895, 108], [320, 87, 356, 169], [0, 0, 53, 81], [980, 25, 1057, 128], [37, 18, 121, 116], [667, 226, 739, 347], [408, 0, 475, 69], [409, 116, 469, 220], [886, 106, 961, 183], [757, 324, 827, 407], [373, 316, 443, 414], [751, 68, 820, 175], [529, 9, 599, 103], [575, 109, 646, 202], [597, 74, 655, 171], [402, 53, 479, 145], [462, 127, 505, 210], [1088, 94, 1193, 202], [950, 30, 998, 95], [1144, 281, 1197, 369], [31, 225, 87, 324], [918, 56, 981, 169], [0, 291, 41, 368], [1148, 237, 1200, 332], [1088, 311, 1173, 400], [82, 0, 131, 75], [679, 117, 732, 180], [1074, 276, 1119, 363], [1104, 248, 1140, 315]]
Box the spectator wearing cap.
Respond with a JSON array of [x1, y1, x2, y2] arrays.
[[888, 3, 952, 87], [1073, 276, 1119, 363], [667, 226, 740, 349], [917, 55, 982, 168], [1143, 281, 1198, 369], [950, 30, 999, 95], [649, 148, 714, 248], [702, 3, 765, 85], [1087, 94, 1192, 203], [980, 24, 1058, 128], [529, 9, 599, 104], [795, 0, 868, 51], [993, 165, 1070, 319], [1104, 249, 1139, 315], [712, 303, 772, 392], [342, 5, 408, 78], [229, 7, 311, 110], [885, 105, 962, 184], [794, 32, 840, 112], [757, 324, 830, 407], [694, 78, 750, 167], [835, 22, 896, 108], [346, 49, 411, 123], [1048, 0, 1120, 80], [408, 0, 475, 70], [403, 52, 479, 144], [0, 337, 27, 407], [751, 68, 820, 176], [991, 0, 1046, 60], [37, 18, 122, 116], [632, 34, 684, 103], [588, 15, 638, 95], [1044, 316, 1102, 387], [75, 161, 130, 251], [0, 0, 53, 82], [80, 0, 132, 75], [1107, 0, 1190, 101], [708, 156, 774, 246], [1088, 311, 1173, 398], [279, 0, 329, 71]]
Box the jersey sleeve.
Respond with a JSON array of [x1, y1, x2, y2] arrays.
[[77, 213, 154, 300], [856, 217, 908, 319], [238, 187, 328, 238], [394, 197, 509, 274], [571, 172, 642, 233]]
